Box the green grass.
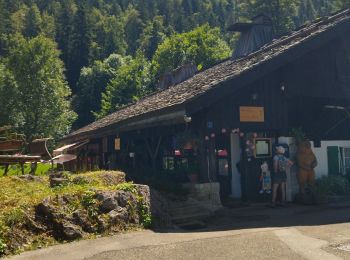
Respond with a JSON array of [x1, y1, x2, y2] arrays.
[[0, 171, 129, 255], [0, 163, 56, 177]]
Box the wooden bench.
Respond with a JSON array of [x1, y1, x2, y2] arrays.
[[0, 137, 52, 176]]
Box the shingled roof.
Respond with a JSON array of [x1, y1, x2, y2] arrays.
[[63, 9, 350, 142]]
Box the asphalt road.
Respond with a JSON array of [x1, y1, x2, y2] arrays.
[[8, 202, 350, 260]]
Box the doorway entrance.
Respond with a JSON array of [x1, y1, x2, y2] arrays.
[[216, 132, 232, 198], [230, 133, 242, 199]]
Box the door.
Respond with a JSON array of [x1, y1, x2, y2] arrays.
[[216, 132, 232, 198], [230, 133, 242, 198], [327, 146, 340, 175]]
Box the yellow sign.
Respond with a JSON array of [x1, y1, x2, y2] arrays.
[[240, 106, 265, 122], [114, 138, 121, 151]]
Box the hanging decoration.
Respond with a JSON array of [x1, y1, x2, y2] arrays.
[[232, 128, 239, 134], [245, 133, 257, 158]]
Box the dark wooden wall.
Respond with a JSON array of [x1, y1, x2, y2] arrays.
[[284, 34, 350, 99], [191, 72, 288, 135]]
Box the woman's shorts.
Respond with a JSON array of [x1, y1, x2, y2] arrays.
[[273, 172, 287, 184]]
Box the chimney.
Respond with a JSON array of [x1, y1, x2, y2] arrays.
[[229, 15, 274, 60], [157, 63, 198, 90]]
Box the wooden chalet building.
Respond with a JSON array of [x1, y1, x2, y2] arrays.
[[61, 10, 350, 202]]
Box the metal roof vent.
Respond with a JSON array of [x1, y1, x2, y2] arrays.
[[229, 15, 274, 60]]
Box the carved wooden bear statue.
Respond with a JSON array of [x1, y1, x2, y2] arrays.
[[296, 140, 318, 194]]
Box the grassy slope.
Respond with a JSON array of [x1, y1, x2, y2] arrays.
[[0, 171, 134, 255]]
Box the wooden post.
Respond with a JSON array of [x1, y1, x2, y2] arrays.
[[198, 134, 210, 182], [20, 162, 24, 175], [144, 136, 162, 175], [208, 137, 217, 182], [240, 135, 248, 202], [30, 162, 37, 175], [4, 164, 9, 176]]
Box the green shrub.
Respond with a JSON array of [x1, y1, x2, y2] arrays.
[[137, 196, 152, 228], [81, 190, 98, 219], [0, 238, 6, 255], [3, 208, 26, 227], [116, 182, 137, 193], [311, 175, 350, 201]]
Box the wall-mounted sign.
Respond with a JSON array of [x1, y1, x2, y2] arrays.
[[240, 106, 265, 122], [114, 138, 121, 151]]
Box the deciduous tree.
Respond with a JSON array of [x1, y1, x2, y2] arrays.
[[6, 35, 76, 140], [74, 54, 131, 127], [152, 24, 231, 75], [97, 54, 152, 118]]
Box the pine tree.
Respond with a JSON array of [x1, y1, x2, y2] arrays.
[[67, 1, 91, 91], [298, 0, 317, 25], [74, 54, 131, 127], [23, 4, 42, 38], [55, 0, 75, 86], [138, 16, 169, 59], [98, 54, 152, 118], [123, 6, 144, 55]]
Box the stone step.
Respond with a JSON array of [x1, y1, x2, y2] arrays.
[[168, 203, 206, 212], [169, 204, 213, 224], [168, 197, 216, 225]]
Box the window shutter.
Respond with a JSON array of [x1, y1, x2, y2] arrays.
[[327, 146, 340, 175]]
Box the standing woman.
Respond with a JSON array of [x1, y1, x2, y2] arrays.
[[272, 146, 293, 207]]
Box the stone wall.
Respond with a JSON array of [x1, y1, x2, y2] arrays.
[[183, 182, 222, 211]]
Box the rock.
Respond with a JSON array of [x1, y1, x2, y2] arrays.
[[96, 191, 120, 213], [50, 177, 68, 187], [36, 198, 69, 229], [100, 197, 119, 213], [60, 222, 84, 240], [72, 176, 92, 185], [97, 216, 109, 232], [149, 189, 173, 229], [98, 172, 126, 186], [49, 171, 68, 179], [62, 195, 75, 204], [18, 175, 43, 182], [95, 191, 114, 202], [24, 213, 47, 233], [72, 210, 97, 233], [136, 185, 151, 208], [108, 207, 128, 224], [116, 190, 137, 208], [36, 199, 55, 220], [128, 211, 140, 224]]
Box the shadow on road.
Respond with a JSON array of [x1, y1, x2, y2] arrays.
[[152, 200, 350, 234]]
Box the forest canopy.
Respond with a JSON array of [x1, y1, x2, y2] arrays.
[[0, 0, 349, 138]]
